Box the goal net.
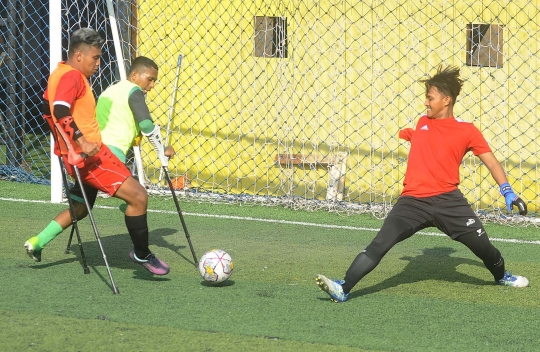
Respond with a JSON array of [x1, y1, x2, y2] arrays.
[[4, 0, 540, 223]]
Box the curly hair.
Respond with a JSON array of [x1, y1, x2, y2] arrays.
[[419, 65, 464, 104]]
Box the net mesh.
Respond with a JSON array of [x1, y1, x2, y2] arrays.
[[2, 0, 540, 224]]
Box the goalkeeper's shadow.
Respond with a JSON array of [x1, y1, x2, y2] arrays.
[[347, 246, 491, 301]]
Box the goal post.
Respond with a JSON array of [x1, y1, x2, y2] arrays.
[[49, 0, 62, 203]]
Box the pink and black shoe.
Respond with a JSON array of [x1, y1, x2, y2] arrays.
[[129, 249, 170, 275]]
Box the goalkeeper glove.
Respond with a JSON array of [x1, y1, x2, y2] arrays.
[[500, 182, 527, 215]]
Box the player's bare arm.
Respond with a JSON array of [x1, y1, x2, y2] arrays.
[[477, 152, 508, 186], [478, 151, 527, 215]]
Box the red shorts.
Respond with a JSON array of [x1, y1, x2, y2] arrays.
[[63, 144, 131, 196]]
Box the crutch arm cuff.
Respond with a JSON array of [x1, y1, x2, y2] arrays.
[[142, 124, 169, 167]]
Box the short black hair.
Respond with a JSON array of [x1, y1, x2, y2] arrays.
[[68, 28, 104, 57], [128, 56, 158, 75], [419, 65, 464, 104]]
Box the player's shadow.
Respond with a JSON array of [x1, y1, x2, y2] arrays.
[[147, 227, 195, 266], [346, 246, 491, 301], [32, 226, 192, 282]]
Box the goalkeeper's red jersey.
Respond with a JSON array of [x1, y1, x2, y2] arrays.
[[401, 115, 491, 198], [44, 63, 102, 155]]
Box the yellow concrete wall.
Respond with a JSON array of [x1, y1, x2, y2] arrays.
[[136, 0, 540, 211]]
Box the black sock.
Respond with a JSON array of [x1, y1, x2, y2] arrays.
[[341, 249, 381, 294], [491, 256, 505, 282], [125, 213, 150, 258]]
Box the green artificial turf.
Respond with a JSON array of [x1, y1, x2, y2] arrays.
[[1, 180, 539, 351]]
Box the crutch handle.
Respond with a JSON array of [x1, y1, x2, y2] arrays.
[[44, 114, 86, 167], [53, 122, 87, 168], [67, 150, 87, 168]]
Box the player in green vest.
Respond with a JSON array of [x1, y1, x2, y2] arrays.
[[97, 56, 174, 163], [97, 56, 175, 216]]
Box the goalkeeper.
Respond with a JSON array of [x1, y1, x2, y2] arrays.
[[317, 65, 529, 303], [24, 30, 171, 276]]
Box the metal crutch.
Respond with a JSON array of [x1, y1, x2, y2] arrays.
[[53, 122, 120, 294]]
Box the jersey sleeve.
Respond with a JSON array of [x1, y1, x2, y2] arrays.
[[400, 115, 426, 141], [52, 70, 87, 110], [399, 128, 414, 141], [468, 125, 492, 155], [128, 88, 153, 124]]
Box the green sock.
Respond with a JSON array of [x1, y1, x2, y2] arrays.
[[36, 220, 64, 248]]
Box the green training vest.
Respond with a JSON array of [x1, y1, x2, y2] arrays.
[[96, 80, 142, 157]]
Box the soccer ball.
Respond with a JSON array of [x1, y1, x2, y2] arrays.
[[198, 249, 234, 283]]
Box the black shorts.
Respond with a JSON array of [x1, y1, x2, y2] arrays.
[[388, 189, 484, 239], [68, 181, 98, 209]]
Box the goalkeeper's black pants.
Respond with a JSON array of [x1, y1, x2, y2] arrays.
[[341, 190, 505, 294]]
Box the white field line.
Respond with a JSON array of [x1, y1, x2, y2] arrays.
[[2, 197, 540, 245]]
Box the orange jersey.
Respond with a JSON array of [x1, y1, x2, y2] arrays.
[[401, 115, 492, 198], [44, 63, 102, 155]]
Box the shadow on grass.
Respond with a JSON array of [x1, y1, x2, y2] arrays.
[[344, 246, 491, 302], [31, 226, 194, 276], [131, 269, 171, 281], [200, 279, 235, 287], [29, 257, 79, 269]]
